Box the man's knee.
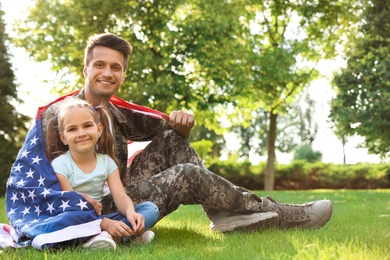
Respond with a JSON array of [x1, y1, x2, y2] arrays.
[[174, 163, 204, 181]]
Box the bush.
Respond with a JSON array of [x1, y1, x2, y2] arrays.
[[207, 160, 390, 190], [293, 145, 322, 162], [191, 139, 213, 163]]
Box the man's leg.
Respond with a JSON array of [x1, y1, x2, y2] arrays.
[[101, 162, 332, 231], [104, 163, 263, 217], [125, 129, 206, 186], [102, 129, 332, 231], [102, 162, 279, 232]]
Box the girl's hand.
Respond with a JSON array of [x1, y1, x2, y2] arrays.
[[80, 193, 102, 215], [127, 212, 145, 235], [101, 218, 134, 240]]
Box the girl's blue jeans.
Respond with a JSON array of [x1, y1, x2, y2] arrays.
[[102, 201, 159, 231]]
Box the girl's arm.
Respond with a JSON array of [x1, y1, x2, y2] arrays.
[[55, 173, 102, 215], [56, 174, 74, 191], [107, 169, 145, 234]]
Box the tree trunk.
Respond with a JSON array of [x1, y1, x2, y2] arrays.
[[342, 135, 346, 164], [264, 111, 277, 191]]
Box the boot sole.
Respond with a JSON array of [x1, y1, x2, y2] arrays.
[[210, 212, 279, 233]]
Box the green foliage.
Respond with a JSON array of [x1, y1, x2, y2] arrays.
[[12, 0, 364, 190], [13, 0, 248, 116], [224, 0, 359, 189], [0, 4, 30, 195], [189, 123, 226, 158], [293, 145, 322, 162], [232, 88, 319, 159], [205, 160, 390, 190], [330, 0, 390, 157], [190, 139, 213, 163], [13, 0, 359, 118]]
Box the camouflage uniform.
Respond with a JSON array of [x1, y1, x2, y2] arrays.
[[42, 90, 263, 221]]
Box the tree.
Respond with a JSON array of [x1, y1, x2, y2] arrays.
[[0, 4, 30, 195], [226, 1, 359, 190], [231, 87, 318, 162], [13, 0, 247, 112], [330, 0, 390, 157], [14, 0, 359, 190]]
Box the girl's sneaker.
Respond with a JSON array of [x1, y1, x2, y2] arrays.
[[121, 230, 155, 244], [82, 231, 116, 250], [139, 230, 155, 243]]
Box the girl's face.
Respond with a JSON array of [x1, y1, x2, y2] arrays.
[[60, 107, 103, 155]]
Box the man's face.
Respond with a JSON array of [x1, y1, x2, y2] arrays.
[[83, 46, 126, 101]]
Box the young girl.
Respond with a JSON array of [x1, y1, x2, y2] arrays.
[[47, 97, 159, 250]]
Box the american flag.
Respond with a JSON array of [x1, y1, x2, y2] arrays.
[[5, 91, 168, 249]]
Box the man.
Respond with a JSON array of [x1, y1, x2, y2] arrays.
[[42, 32, 332, 234]]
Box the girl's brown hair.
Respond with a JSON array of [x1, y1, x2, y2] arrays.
[[45, 97, 119, 166]]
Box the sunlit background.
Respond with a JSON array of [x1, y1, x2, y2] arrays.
[[0, 0, 383, 165]]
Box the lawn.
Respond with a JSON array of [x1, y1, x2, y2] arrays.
[[0, 189, 389, 259]]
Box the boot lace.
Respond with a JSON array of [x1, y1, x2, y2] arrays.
[[266, 196, 310, 225]]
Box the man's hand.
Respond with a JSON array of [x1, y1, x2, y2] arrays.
[[168, 110, 195, 140]]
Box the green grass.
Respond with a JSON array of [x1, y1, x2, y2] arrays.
[[1, 190, 389, 259]]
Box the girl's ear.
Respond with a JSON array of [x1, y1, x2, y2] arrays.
[[98, 123, 103, 137], [60, 133, 67, 145]]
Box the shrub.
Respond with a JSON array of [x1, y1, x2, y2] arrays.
[[293, 145, 322, 162], [208, 160, 389, 190]]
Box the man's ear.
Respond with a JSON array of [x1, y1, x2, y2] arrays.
[[83, 66, 87, 78], [120, 72, 126, 84]]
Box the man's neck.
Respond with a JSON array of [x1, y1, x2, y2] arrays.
[[83, 88, 110, 107]]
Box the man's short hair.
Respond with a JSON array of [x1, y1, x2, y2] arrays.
[[84, 33, 132, 71]]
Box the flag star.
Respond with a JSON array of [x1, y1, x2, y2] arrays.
[[21, 206, 31, 216], [16, 179, 26, 188], [28, 190, 37, 201], [47, 202, 56, 215], [14, 219, 23, 224], [7, 208, 16, 216], [59, 200, 71, 212], [10, 193, 19, 203], [76, 199, 89, 210], [6, 177, 14, 187], [31, 219, 39, 223], [34, 205, 42, 216], [13, 163, 23, 172], [41, 188, 51, 198], [20, 149, 30, 158], [20, 192, 27, 203], [37, 175, 46, 186], [25, 168, 35, 178], [31, 155, 43, 165], [30, 135, 39, 145]]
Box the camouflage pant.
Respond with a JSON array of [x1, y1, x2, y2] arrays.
[[101, 129, 263, 220]]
